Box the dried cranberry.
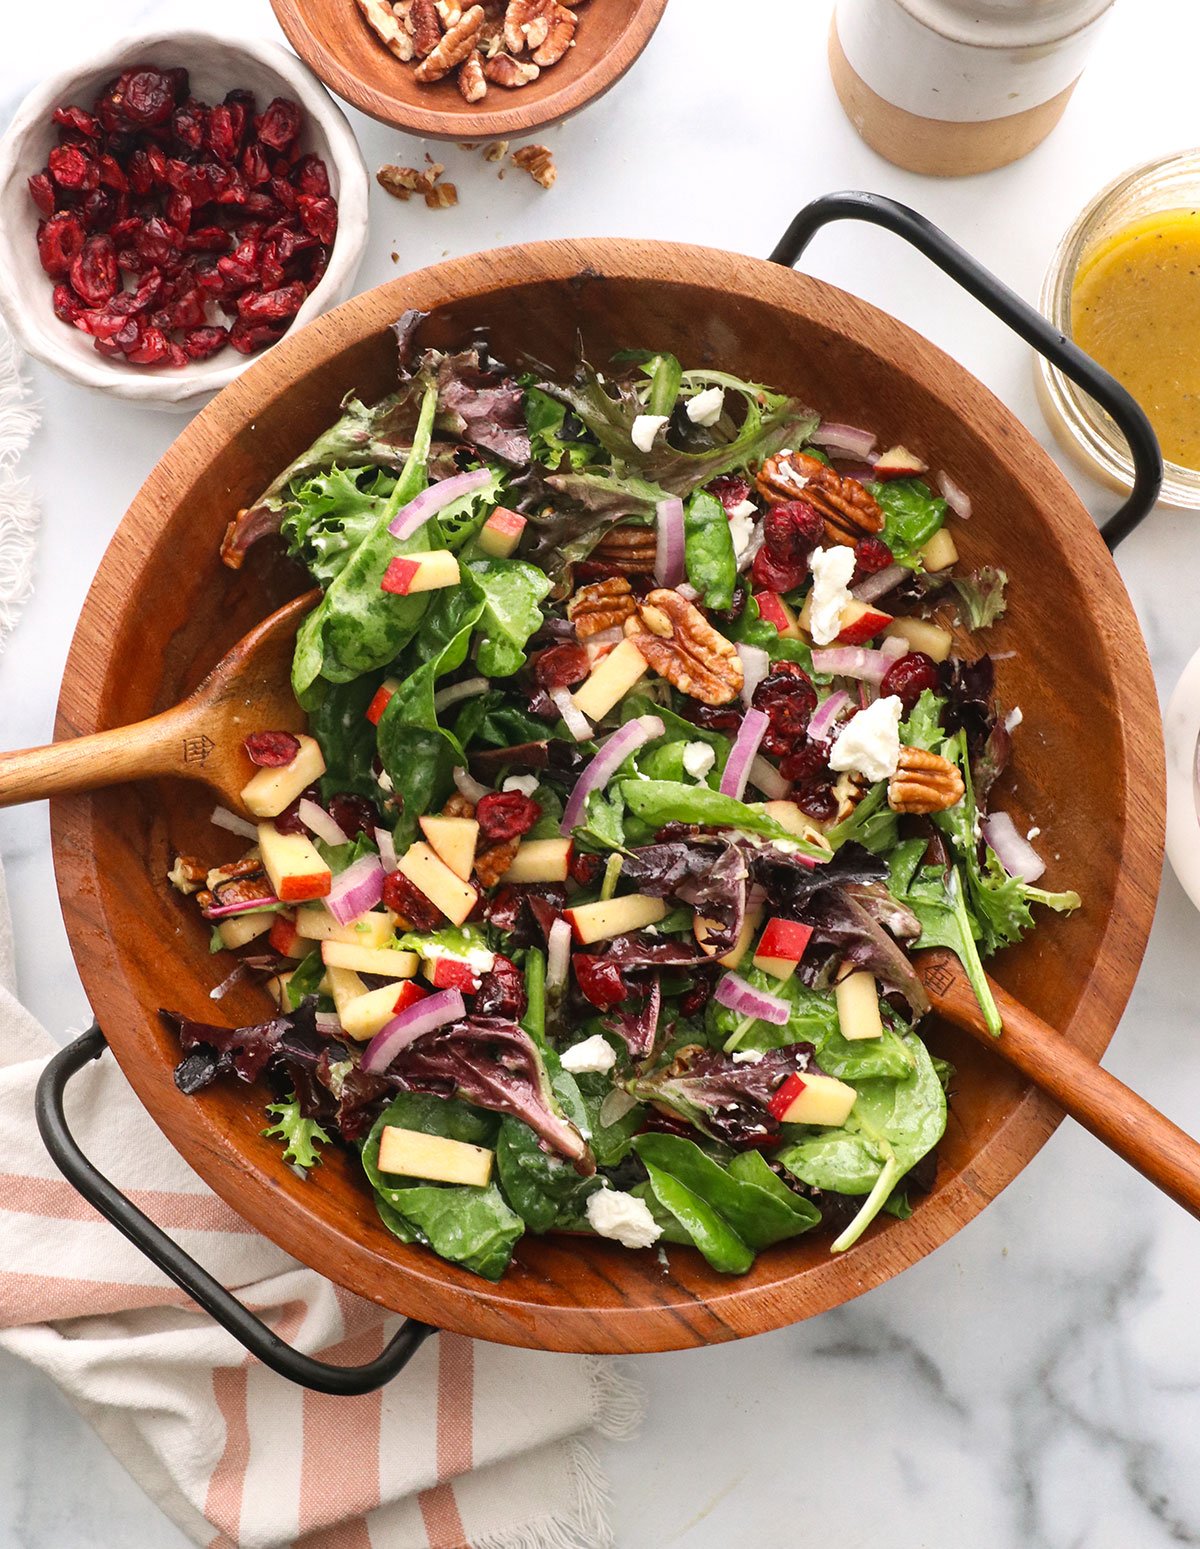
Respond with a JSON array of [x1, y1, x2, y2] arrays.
[[678, 974, 715, 1018], [256, 97, 302, 153], [52, 104, 100, 139], [80, 189, 116, 232], [48, 143, 98, 194], [74, 307, 130, 340], [778, 739, 829, 782], [752, 661, 818, 756], [382, 870, 444, 931], [69, 234, 118, 306], [181, 324, 228, 360], [682, 700, 743, 737], [165, 286, 205, 329], [215, 170, 250, 207], [93, 76, 130, 134], [534, 642, 590, 690], [120, 68, 180, 127], [51, 283, 84, 324], [125, 326, 170, 364], [791, 781, 838, 822], [236, 281, 306, 323], [229, 317, 284, 354], [217, 234, 260, 288], [171, 98, 208, 151], [110, 270, 164, 315], [328, 793, 379, 839], [475, 954, 527, 1019], [185, 226, 233, 254], [304, 243, 330, 290], [223, 89, 255, 151], [568, 850, 604, 888], [27, 172, 56, 217], [291, 153, 330, 198], [241, 143, 271, 186], [136, 216, 182, 269], [751, 547, 805, 595], [165, 190, 192, 233], [244, 730, 301, 767], [852, 536, 894, 582], [752, 501, 825, 594], [97, 153, 129, 192], [274, 785, 321, 835], [476, 791, 541, 844], [297, 194, 337, 245], [707, 474, 752, 513], [36, 212, 85, 277], [880, 650, 940, 714], [573, 954, 628, 1010]]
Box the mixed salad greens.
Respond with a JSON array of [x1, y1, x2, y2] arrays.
[[165, 315, 1079, 1281]]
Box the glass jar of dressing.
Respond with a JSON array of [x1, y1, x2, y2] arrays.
[[1038, 150, 1200, 511]]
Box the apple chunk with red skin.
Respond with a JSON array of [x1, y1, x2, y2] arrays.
[[768, 1071, 858, 1126], [241, 733, 326, 818], [366, 677, 400, 726], [797, 593, 892, 644], [871, 444, 928, 480], [423, 955, 483, 994], [396, 841, 478, 926], [340, 979, 429, 1042], [752, 918, 814, 980], [257, 822, 332, 902], [477, 508, 526, 559], [380, 549, 461, 597], [753, 590, 803, 640]]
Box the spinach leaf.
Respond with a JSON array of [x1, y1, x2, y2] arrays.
[[463, 558, 551, 678], [622, 694, 731, 782], [495, 1117, 600, 1231], [867, 478, 947, 566], [572, 1070, 644, 1168], [618, 779, 826, 852], [684, 489, 737, 610], [726, 595, 820, 673], [634, 1133, 819, 1248], [452, 690, 553, 750], [638, 1159, 755, 1274], [284, 952, 325, 1010], [366, 1091, 499, 1149], [727, 1147, 821, 1225], [306, 674, 385, 801], [372, 1184, 523, 1280]]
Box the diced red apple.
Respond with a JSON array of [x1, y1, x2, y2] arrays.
[[754, 590, 803, 640], [835, 969, 884, 1041], [883, 616, 953, 663], [695, 908, 762, 969], [257, 822, 332, 903], [872, 444, 928, 480], [478, 507, 527, 559], [763, 801, 832, 851], [419, 815, 479, 882], [241, 733, 326, 818], [366, 678, 400, 726], [502, 837, 573, 884], [377, 1127, 493, 1186], [423, 955, 482, 993], [341, 980, 427, 1042], [380, 549, 461, 597], [216, 912, 275, 951], [565, 893, 669, 945], [293, 908, 395, 948], [325, 964, 368, 1017], [919, 528, 959, 572], [772, 1071, 858, 1127], [269, 915, 315, 959], [798, 593, 892, 644], [752, 917, 814, 980], [396, 842, 479, 926], [321, 941, 419, 977], [571, 638, 649, 722]]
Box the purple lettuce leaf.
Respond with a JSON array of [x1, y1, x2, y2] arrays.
[[620, 839, 747, 952], [602, 976, 662, 1061], [800, 884, 929, 1018], [629, 1042, 821, 1147], [162, 1004, 306, 1091], [748, 840, 888, 914], [434, 350, 530, 466]]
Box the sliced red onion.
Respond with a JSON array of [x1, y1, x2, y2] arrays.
[[298, 797, 350, 848], [546, 916, 572, 994], [811, 422, 877, 461], [881, 635, 908, 661], [677, 581, 701, 603], [714, 971, 791, 1026], [211, 805, 259, 841], [204, 895, 281, 920], [360, 988, 465, 1074], [736, 643, 771, 708], [937, 471, 972, 520], [453, 764, 490, 803], [808, 689, 852, 743], [324, 853, 386, 926], [852, 562, 906, 604], [433, 676, 489, 714], [374, 825, 398, 872], [983, 812, 1045, 884], [833, 461, 880, 483], [560, 714, 666, 834], [811, 646, 893, 683], [315, 1011, 343, 1036], [210, 962, 249, 1000], [748, 754, 789, 800], [387, 467, 492, 541], [599, 1087, 640, 1126], [550, 686, 594, 743], [586, 625, 623, 649], [654, 497, 686, 588], [719, 708, 769, 800]]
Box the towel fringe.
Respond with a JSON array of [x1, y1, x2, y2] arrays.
[[466, 1437, 616, 1549], [0, 318, 41, 652], [583, 1353, 646, 1441]]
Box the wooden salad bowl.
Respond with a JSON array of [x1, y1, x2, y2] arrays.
[[269, 0, 669, 140], [52, 238, 1163, 1353]]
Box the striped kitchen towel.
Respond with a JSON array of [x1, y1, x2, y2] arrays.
[[0, 864, 642, 1549]]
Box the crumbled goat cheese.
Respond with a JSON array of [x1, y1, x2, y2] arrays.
[[631, 414, 669, 453], [560, 1033, 617, 1074], [732, 1049, 765, 1064], [427, 944, 495, 974], [728, 498, 758, 521], [1027, 825, 1041, 841], [1006, 706, 1024, 731], [685, 385, 725, 426], [807, 545, 857, 646], [682, 741, 716, 782], [586, 1187, 662, 1249], [377, 768, 395, 794], [502, 774, 540, 797], [829, 694, 903, 782], [727, 507, 757, 565]]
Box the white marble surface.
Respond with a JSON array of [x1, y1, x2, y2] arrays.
[[3, 1, 1200, 1544]]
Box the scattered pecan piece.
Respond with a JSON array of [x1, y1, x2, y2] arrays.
[[484, 51, 541, 86], [458, 48, 488, 101], [504, 0, 549, 50], [205, 855, 265, 891], [567, 575, 639, 638], [415, 4, 484, 80], [425, 180, 459, 207], [442, 792, 476, 819], [625, 588, 744, 706], [887, 747, 965, 814], [483, 139, 509, 161], [831, 770, 867, 824], [356, 0, 416, 58], [475, 835, 520, 888], [377, 163, 453, 205], [511, 143, 557, 188], [167, 855, 207, 895], [757, 451, 883, 546], [410, 0, 445, 54], [590, 524, 657, 575]]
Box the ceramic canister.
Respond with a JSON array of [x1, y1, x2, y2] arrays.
[[830, 0, 1115, 176]]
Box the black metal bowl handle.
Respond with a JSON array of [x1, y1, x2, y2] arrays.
[[770, 191, 1163, 551], [35, 1025, 435, 1396]]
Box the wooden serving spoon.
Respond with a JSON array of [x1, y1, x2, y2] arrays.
[[917, 947, 1200, 1218], [0, 591, 318, 814]]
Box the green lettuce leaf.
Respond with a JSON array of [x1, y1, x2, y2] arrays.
[[683, 489, 737, 610], [867, 477, 947, 566], [262, 1094, 330, 1169]]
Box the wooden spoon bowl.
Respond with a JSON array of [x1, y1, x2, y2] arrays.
[[51, 240, 1163, 1353]]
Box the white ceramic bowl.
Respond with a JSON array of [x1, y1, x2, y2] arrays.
[[1165, 645, 1200, 913], [0, 30, 369, 411]]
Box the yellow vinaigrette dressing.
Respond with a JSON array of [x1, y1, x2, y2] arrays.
[[1071, 208, 1200, 470]]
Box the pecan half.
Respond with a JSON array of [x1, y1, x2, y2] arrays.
[[757, 451, 883, 546], [831, 770, 867, 824], [511, 143, 557, 188], [887, 747, 965, 814], [356, 0, 416, 59], [167, 855, 206, 895], [504, 0, 551, 50], [625, 588, 744, 705], [442, 792, 476, 819], [484, 51, 541, 86], [589, 524, 657, 575], [532, 2, 575, 64], [458, 48, 488, 100], [567, 575, 638, 637], [415, 4, 483, 79], [475, 835, 520, 888], [409, 0, 445, 53]]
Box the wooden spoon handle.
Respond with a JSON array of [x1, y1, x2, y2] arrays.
[[0, 708, 198, 807], [917, 947, 1200, 1219]]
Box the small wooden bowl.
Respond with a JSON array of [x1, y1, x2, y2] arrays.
[[269, 0, 669, 139], [53, 238, 1163, 1354]]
